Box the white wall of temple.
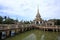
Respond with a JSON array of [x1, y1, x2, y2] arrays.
[[35, 21, 36, 24], [39, 21, 40, 24]]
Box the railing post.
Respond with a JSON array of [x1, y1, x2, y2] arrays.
[[56, 26, 58, 32]]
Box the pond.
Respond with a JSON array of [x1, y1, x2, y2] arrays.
[[5, 29, 60, 40]]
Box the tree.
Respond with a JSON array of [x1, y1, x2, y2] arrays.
[[48, 19, 60, 25], [0, 16, 3, 23], [4, 16, 7, 19], [23, 21, 30, 24], [55, 19, 60, 25], [4, 17, 15, 24]]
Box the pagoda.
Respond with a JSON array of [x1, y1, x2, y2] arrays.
[[34, 8, 43, 24]]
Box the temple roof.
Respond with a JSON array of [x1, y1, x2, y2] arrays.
[[36, 8, 41, 18], [34, 8, 43, 21]]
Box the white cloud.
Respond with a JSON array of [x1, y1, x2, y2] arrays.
[[0, 0, 60, 20]]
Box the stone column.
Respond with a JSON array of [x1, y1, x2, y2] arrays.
[[35, 21, 36, 24], [6, 31, 10, 37], [45, 23, 47, 27], [56, 26, 58, 32], [42, 21, 43, 24], [39, 21, 40, 24], [52, 22, 54, 26]]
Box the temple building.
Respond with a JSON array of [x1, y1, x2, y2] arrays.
[[33, 7, 55, 26], [34, 8, 43, 25]]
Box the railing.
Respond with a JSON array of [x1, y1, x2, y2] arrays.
[[0, 24, 32, 30], [0, 24, 60, 31]]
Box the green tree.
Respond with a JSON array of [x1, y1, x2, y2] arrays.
[[24, 21, 30, 24], [0, 16, 3, 23], [4, 16, 7, 19], [48, 19, 60, 25], [4, 17, 15, 24], [55, 19, 60, 25]]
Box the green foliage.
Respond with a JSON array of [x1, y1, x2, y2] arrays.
[[0, 16, 18, 24], [24, 21, 30, 24], [55, 19, 60, 25], [49, 19, 60, 25], [0, 16, 3, 23], [4, 16, 7, 19], [3, 18, 15, 24]]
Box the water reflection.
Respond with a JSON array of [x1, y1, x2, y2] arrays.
[[11, 31, 15, 36], [2, 32, 6, 39], [41, 34, 45, 40], [23, 33, 36, 40], [6, 30, 60, 40], [58, 36, 60, 40]]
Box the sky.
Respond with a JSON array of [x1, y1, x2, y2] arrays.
[[0, 0, 60, 21]]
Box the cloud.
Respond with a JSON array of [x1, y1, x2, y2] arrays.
[[0, 0, 60, 21]]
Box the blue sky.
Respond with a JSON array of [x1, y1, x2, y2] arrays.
[[0, 0, 60, 21]]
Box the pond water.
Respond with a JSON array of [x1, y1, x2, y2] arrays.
[[6, 29, 60, 40]]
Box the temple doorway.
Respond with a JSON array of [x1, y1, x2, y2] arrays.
[[36, 21, 39, 24]]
